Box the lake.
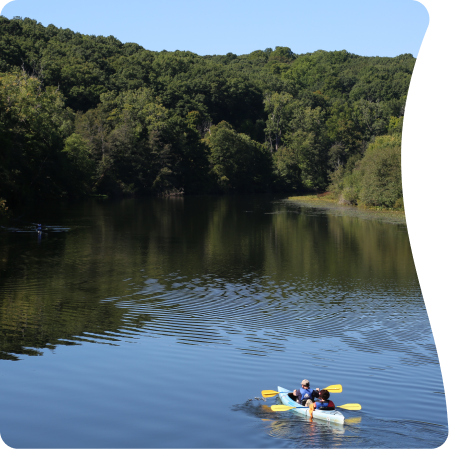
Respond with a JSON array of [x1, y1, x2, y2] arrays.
[[0, 195, 447, 448]]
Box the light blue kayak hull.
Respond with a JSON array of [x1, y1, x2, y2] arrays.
[[277, 386, 345, 424]]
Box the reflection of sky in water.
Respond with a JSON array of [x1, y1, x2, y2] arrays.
[[98, 273, 433, 365]]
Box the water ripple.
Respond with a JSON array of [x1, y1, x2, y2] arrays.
[[92, 273, 436, 366]]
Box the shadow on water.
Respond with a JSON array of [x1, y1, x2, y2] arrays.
[[233, 398, 446, 448], [233, 398, 350, 446]]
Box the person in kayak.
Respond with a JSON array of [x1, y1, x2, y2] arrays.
[[291, 379, 320, 406], [312, 389, 335, 411]]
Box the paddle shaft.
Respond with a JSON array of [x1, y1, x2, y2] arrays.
[[272, 403, 361, 411]]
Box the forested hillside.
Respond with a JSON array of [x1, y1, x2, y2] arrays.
[[0, 16, 413, 210]]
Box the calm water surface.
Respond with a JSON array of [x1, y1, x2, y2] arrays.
[[0, 196, 447, 448]]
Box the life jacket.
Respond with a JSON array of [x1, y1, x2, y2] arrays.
[[299, 387, 315, 405], [315, 400, 335, 411]]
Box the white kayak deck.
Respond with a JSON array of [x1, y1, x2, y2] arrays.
[[277, 386, 345, 424]]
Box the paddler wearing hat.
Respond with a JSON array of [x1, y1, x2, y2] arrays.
[[291, 379, 320, 407]]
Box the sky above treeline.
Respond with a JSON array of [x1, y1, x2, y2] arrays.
[[1, 0, 428, 57]]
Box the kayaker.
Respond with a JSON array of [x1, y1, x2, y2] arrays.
[[292, 379, 320, 406], [312, 389, 335, 411]]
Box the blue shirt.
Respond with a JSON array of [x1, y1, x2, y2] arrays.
[[299, 387, 319, 402]]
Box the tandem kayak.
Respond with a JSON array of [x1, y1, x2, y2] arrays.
[[277, 386, 345, 424]]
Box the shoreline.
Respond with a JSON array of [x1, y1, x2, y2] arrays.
[[284, 193, 407, 225]]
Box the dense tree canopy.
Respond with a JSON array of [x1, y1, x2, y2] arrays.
[[0, 16, 413, 209]]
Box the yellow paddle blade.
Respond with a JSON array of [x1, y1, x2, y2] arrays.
[[345, 417, 362, 425], [323, 384, 342, 393], [271, 405, 296, 411], [337, 403, 362, 410], [261, 390, 282, 398]]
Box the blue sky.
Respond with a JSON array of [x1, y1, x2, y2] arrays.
[[1, 0, 428, 57]]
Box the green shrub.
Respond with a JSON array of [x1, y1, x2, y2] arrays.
[[358, 135, 402, 208], [340, 187, 358, 205], [329, 135, 402, 209], [393, 197, 404, 210]]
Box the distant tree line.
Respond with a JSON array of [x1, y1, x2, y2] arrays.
[[0, 16, 411, 211]]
